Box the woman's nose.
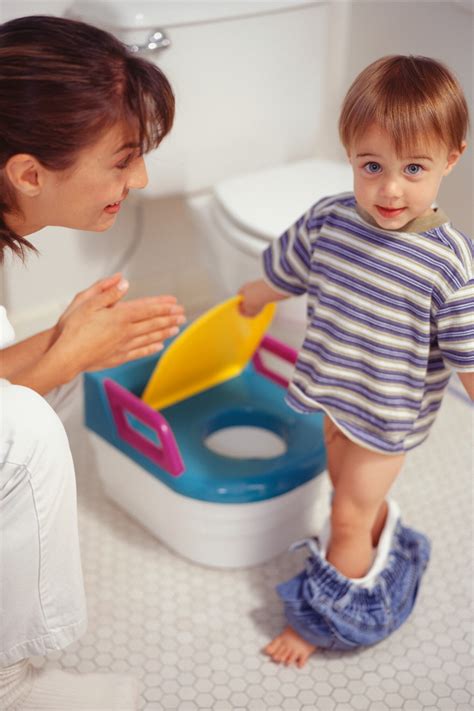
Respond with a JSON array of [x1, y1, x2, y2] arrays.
[[128, 156, 149, 190]]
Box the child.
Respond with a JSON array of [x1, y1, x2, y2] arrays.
[[239, 55, 473, 667]]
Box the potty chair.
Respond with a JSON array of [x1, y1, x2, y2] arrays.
[[84, 297, 326, 568]]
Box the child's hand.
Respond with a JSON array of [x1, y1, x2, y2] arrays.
[[238, 279, 285, 317]]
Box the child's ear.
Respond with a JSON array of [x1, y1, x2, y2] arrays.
[[5, 154, 44, 197], [443, 141, 467, 176]]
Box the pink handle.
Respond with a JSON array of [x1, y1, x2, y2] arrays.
[[104, 379, 184, 477], [252, 334, 298, 388]]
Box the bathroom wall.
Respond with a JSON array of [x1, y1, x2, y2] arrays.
[[1, 0, 472, 339]]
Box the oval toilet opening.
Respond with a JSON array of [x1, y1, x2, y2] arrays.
[[204, 426, 287, 459]]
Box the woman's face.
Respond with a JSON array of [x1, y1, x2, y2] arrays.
[[35, 122, 148, 232]]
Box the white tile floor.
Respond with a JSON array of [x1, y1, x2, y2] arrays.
[[41, 378, 472, 711]]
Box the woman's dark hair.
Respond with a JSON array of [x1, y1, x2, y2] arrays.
[[0, 15, 175, 260]]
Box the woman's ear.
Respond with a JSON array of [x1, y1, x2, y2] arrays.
[[443, 141, 467, 176], [5, 154, 44, 196]]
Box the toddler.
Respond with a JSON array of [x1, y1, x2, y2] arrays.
[[240, 55, 473, 667]]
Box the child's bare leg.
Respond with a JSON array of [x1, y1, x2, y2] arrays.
[[324, 417, 388, 546], [327, 440, 404, 578], [265, 421, 403, 666], [371, 499, 389, 547], [264, 419, 352, 666]]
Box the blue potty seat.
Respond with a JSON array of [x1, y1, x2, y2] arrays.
[[85, 334, 326, 504]]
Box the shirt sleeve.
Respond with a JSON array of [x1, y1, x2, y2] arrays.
[[436, 279, 474, 371], [261, 211, 314, 296]]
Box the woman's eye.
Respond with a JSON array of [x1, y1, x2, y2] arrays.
[[364, 162, 382, 174], [405, 163, 423, 176], [116, 151, 138, 170], [116, 157, 132, 170]]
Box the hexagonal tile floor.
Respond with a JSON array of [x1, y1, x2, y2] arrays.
[[37, 378, 472, 710]]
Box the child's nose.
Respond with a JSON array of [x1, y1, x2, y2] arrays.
[[127, 156, 149, 190], [380, 177, 402, 199]]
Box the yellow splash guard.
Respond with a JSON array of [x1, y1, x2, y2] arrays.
[[141, 296, 276, 411]]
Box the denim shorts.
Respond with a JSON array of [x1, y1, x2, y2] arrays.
[[276, 521, 431, 651]]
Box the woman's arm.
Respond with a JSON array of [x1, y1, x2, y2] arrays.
[[0, 327, 58, 381], [0, 274, 125, 383], [4, 274, 186, 395]]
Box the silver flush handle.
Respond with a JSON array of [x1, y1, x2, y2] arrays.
[[127, 29, 171, 54]]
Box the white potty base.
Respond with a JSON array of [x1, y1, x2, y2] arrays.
[[89, 432, 324, 568]]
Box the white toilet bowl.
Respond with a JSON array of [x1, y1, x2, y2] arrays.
[[208, 157, 353, 346]]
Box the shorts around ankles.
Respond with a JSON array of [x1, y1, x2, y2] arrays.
[[276, 521, 431, 651]]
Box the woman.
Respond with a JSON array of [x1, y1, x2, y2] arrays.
[[0, 15, 184, 710]]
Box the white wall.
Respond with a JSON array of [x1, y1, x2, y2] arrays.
[[1, 0, 473, 339]]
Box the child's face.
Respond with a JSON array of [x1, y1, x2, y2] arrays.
[[28, 122, 148, 233], [347, 124, 463, 230]]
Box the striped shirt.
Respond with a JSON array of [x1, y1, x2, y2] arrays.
[[262, 192, 474, 454]]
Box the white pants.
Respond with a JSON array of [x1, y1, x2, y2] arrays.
[[0, 379, 87, 667]]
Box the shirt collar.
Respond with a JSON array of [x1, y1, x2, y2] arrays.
[[355, 203, 450, 233]]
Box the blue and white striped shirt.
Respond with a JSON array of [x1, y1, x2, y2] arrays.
[[263, 193, 474, 453]]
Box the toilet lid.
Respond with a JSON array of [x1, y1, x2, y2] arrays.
[[214, 158, 353, 242]]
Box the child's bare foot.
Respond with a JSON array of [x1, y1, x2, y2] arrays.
[[263, 626, 316, 667]]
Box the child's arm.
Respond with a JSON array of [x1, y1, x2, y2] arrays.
[[239, 279, 289, 317], [239, 205, 316, 317], [457, 372, 474, 400]]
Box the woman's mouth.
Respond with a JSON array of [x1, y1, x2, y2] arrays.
[[104, 200, 122, 214], [376, 205, 406, 219]]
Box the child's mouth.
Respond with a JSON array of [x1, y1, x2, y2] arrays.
[[376, 205, 406, 219]]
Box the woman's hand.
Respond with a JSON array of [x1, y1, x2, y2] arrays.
[[9, 275, 186, 395], [56, 272, 127, 328], [238, 279, 287, 317], [55, 275, 186, 375]]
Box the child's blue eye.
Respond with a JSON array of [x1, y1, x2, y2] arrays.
[[364, 162, 382, 174], [405, 163, 423, 176]]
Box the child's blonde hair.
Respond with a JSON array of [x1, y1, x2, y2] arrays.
[[339, 55, 469, 155]]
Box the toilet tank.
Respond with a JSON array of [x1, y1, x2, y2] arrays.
[[68, 1, 343, 197]]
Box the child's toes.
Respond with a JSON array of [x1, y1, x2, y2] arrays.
[[284, 649, 299, 666], [296, 651, 310, 668], [263, 638, 280, 656], [273, 642, 289, 663]]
